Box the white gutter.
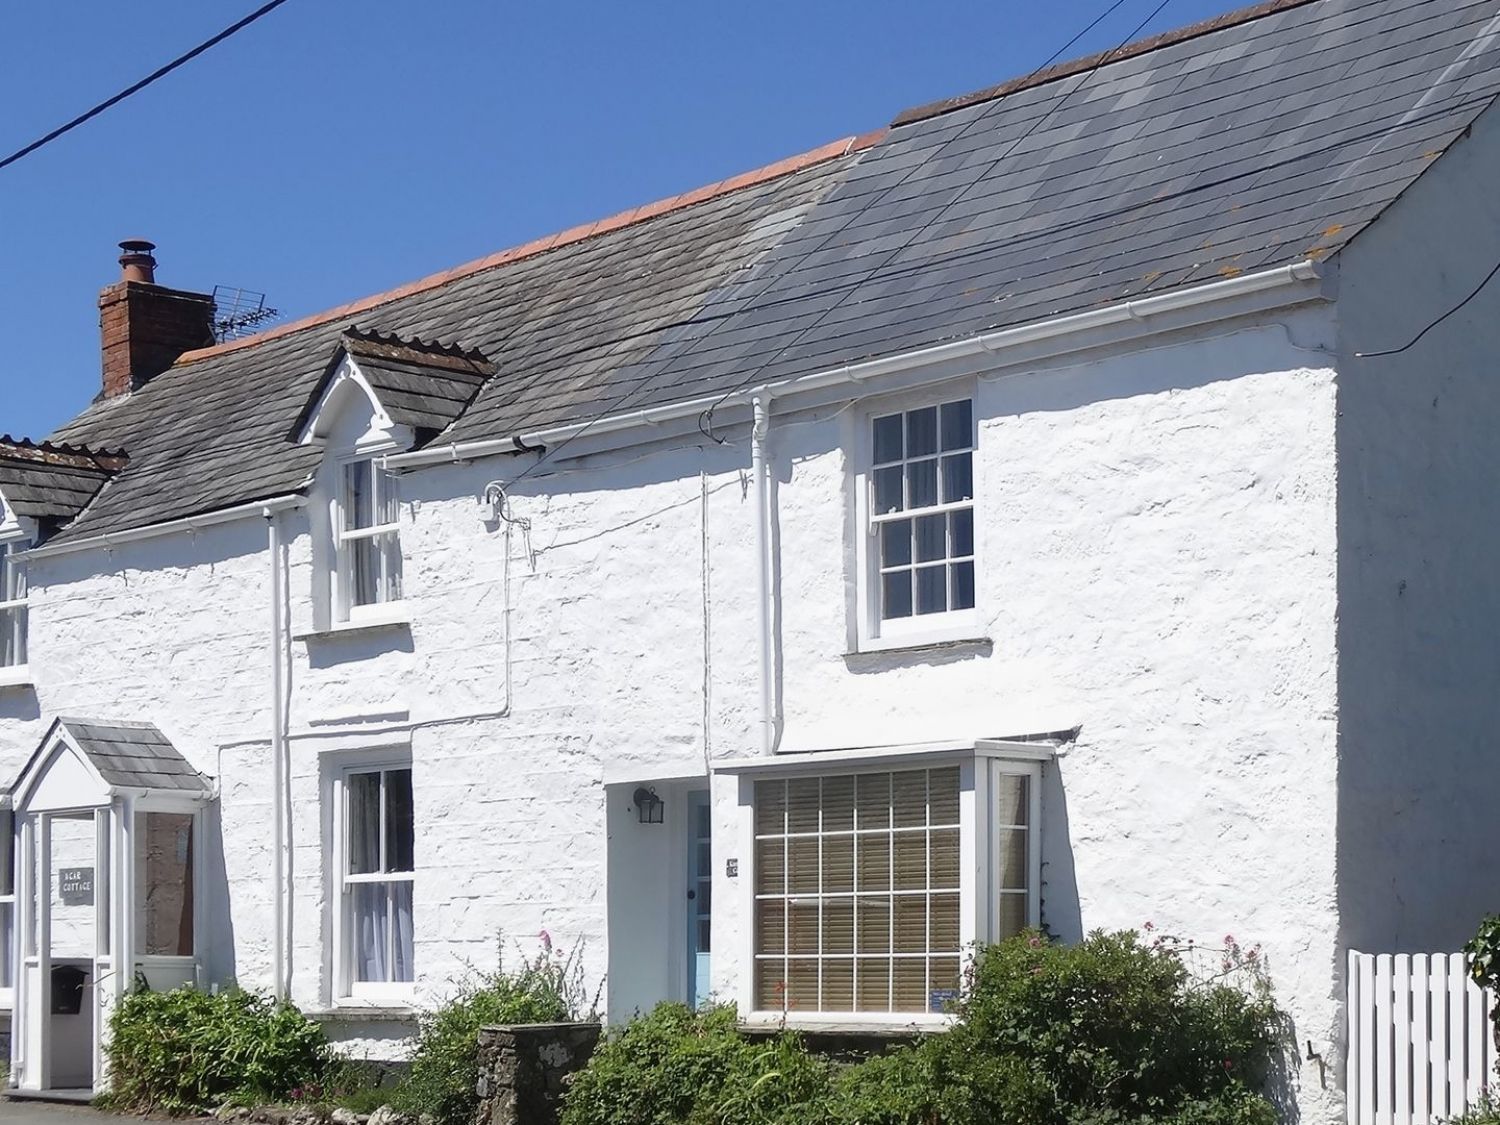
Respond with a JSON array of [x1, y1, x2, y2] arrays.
[[752, 395, 775, 756], [265, 505, 289, 1002], [385, 261, 1326, 470], [27, 494, 308, 560]]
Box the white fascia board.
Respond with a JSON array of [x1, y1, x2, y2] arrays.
[[714, 736, 1061, 775], [25, 493, 308, 561], [387, 260, 1330, 470]]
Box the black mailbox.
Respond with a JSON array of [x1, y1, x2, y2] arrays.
[[50, 964, 88, 1015]]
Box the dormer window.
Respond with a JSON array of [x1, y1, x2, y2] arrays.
[[0, 540, 26, 668], [337, 458, 402, 619]]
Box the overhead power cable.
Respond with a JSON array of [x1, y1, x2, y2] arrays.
[[0, 0, 294, 173], [496, 0, 1175, 489], [1356, 257, 1500, 357]]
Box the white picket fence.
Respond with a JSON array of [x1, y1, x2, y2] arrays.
[[1347, 951, 1498, 1125]]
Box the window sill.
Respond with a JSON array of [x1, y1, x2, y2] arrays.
[[296, 604, 411, 640], [740, 1013, 952, 1034], [849, 629, 991, 656], [0, 664, 32, 688], [307, 1002, 417, 1022]]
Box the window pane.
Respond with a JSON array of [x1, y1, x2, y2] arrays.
[[390, 881, 415, 983], [997, 893, 1028, 940], [757, 958, 788, 1010], [893, 834, 927, 890], [930, 829, 960, 888], [352, 882, 389, 982], [824, 899, 854, 955], [351, 538, 380, 608], [380, 532, 404, 604], [823, 959, 854, 1011], [787, 838, 819, 894], [755, 780, 786, 835], [951, 562, 976, 611], [856, 835, 891, 891], [907, 407, 938, 458], [930, 956, 961, 997], [856, 958, 891, 1011], [929, 769, 960, 825], [873, 414, 903, 464], [999, 828, 1029, 891], [136, 812, 194, 957], [907, 459, 938, 509], [857, 897, 891, 952], [375, 467, 400, 526], [347, 772, 382, 875], [873, 466, 903, 515], [894, 958, 927, 1011], [915, 514, 946, 563], [788, 903, 819, 955], [823, 836, 854, 893], [893, 895, 926, 954], [940, 400, 972, 451], [786, 959, 819, 1010], [756, 839, 785, 894], [0, 605, 23, 667], [931, 894, 961, 952], [385, 769, 414, 873], [856, 774, 891, 830], [915, 565, 947, 615], [950, 509, 974, 559], [892, 772, 928, 829], [822, 776, 855, 832], [996, 774, 1029, 826], [787, 778, 821, 834], [0, 900, 11, 989], [880, 520, 912, 568], [0, 809, 12, 896], [344, 461, 374, 531], [757, 900, 786, 954], [882, 571, 912, 620], [942, 452, 974, 503]]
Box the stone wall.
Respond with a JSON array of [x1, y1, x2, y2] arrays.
[[474, 1022, 602, 1125]]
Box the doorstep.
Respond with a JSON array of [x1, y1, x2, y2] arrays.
[[4, 1088, 98, 1104]]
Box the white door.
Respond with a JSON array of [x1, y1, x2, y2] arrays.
[[686, 792, 711, 1008]]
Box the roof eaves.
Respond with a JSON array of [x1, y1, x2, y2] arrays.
[[891, 0, 1324, 127]]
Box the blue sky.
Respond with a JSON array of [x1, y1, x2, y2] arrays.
[[1, 0, 1247, 439]]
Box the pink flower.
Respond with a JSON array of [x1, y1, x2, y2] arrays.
[[539, 928, 553, 953], [1143, 920, 1155, 932], [1027, 934, 1043, 949], [1224, 933, 1236, 947]]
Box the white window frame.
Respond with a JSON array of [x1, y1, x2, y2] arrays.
[[727, 744, 1042, 1029], [0, 534, 29, 679], [332, 756, 415, 1004], [854, 390, 981, 652], [333, 453, 404, 625], [0, 803, 14, 1009]]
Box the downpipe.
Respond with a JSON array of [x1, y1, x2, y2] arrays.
[[752, 396, 775, 756], [264, 507, 289, 1001]]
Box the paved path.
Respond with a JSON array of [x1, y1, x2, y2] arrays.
[[0, 1102, 182, 1125]]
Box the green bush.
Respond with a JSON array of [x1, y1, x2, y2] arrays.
[[564, 929, 1286, 1125], [394, 936, 595, 1125], [103, 986, 336, 1114], [1442, 1092, 1500, 1125], [561, 1003, 834, 1125]]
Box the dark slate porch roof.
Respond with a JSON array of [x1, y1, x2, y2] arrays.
[[54, 718, 210, 795], [0, 439, 125, 539], [33, 0, 1500, 544]]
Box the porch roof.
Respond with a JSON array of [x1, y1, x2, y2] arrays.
[[49, 718, 210, 795]]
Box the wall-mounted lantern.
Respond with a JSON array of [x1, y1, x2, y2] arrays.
[[632, 786, 664, 825]]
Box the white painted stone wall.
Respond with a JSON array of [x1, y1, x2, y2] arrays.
[[0, 300, 1345, 1113]]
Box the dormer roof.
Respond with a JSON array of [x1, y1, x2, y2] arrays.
[[0, 437, 127, 539]]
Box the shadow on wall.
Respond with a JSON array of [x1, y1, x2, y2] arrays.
[[202, 802, 237, 989], [1039, 763, 1083, 944], [0, 686, 39, 724], [304, 625, 414, 669]]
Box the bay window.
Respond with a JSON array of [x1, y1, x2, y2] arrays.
[[861, 398, 977, 647], [337, 459, 402, 619], [0, 540, 26, 668], [339, 764, 414, 998], [744, 750, 1040, 1020]]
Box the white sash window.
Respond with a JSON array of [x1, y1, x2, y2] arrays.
[[0, 541, 27, 668], [339, 765, 414, 998], [337, 459, 402, 619]]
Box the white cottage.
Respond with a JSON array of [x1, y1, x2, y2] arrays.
[[3, 0, 1500, 1120]]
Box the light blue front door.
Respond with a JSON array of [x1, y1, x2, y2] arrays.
[[687, 791, 711, 1008]]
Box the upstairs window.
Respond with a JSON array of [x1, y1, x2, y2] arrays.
[[866, 399, 975, 641], [337, 459, 402, 619], [340, 764, 414, 997], [0, 541, 26, 667]]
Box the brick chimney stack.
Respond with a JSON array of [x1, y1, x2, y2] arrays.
[[98, 240, 216, 399]]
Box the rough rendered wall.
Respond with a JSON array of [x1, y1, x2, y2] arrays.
[[0, 302, 1339, 1113], [1334, 102, 1500, 956]]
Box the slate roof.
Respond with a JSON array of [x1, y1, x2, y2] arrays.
[[36, 0, 1500, 543], [0, 438, 126, 539], [55, 718, 210, 794]]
